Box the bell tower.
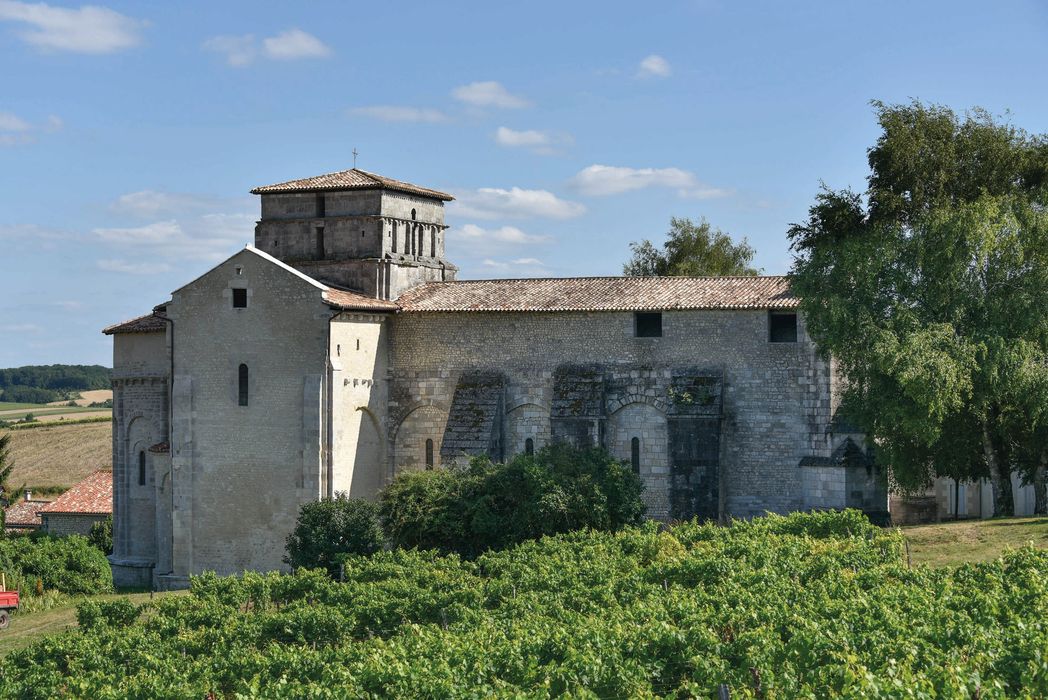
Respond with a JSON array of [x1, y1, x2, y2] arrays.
[[251, 168, 457, 299]]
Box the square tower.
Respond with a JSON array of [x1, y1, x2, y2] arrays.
[[251, 168, 457, 299]]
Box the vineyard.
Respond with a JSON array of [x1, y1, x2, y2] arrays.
[[2, 510, 1047, 698]]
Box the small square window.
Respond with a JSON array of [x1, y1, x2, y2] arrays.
[[232, 288, 247, 308], [635, 312, 662, 338], [769, 311, 798, 343]]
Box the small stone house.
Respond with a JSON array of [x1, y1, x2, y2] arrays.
[[2, 491, 52, 533], [38, 470, 112, 536]]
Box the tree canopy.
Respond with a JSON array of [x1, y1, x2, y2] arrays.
[[789, 100, 1048, 515], [623, 217, 760, 277]]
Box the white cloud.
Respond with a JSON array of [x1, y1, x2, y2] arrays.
[[204, 29, 330, 67], [0, 111, 30, 132], [479, 257, 549, 275], [93, 208, 253, 264], [451, 187, 585, 220], [349, 105, 449, 123], [0, 0, 145, 53], [452, 81, 530, 109], [638, 54, 671, 78], [110, 190, 222, 218], [262, 28, 330, 60], [96, 259, 171, 275], [455, 224, 549, 245], [494, 126, 572, 155], [569, 164, 732, 199], [0, 323, 43, 333], [202, 34, 256, 66], [0, 110, 62, 146]]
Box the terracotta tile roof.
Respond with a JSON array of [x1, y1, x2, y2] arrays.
[[250, 168, 454, 201], [102, 311, 168, 335], [396, 276, 798, 312], [322, 289, 400, 312], [3, 499, 50, 528], [39, 470, 112, 516]]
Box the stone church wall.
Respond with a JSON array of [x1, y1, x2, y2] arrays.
[[163, 249, 331, 579], [388, 309, 835, 520], [110, 329, 168, 588], [329, 312, 390, 498]]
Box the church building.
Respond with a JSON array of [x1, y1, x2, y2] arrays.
[[104, 168, 885, 589]]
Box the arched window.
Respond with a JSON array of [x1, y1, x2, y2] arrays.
[[411, 208, 416, 221], [238, 363, 249, 406], [525, 438, 534, 456], [425, 439, 434, 469], [138, 451, 146, 486], [630, 437, 640, 474], [405, 227, 411, 254]]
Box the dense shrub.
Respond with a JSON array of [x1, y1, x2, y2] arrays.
[[284, 494, 384, 576], [0, 386, 56, 405], [88, 516, 113, 555], [380, 443, 645, 557], [4, 511, 1048, 698], [0, 534, 113, 595], [76, 599, 141, 631]]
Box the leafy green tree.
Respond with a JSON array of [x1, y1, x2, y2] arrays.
[[624, 217, 760, 277], [88, 515, 113, 555], [284, 494, 385, 576], [790, 101, 1048, 515], [380, 443, 645, 557]]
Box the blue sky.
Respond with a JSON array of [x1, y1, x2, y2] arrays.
[[1, 0, 1046, 367]]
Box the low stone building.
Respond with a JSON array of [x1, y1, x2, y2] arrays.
[[38, 470, 112, 536], [104, 167, 887, 589]]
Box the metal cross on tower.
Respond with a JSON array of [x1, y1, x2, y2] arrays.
[[352, 148, 359, 168]]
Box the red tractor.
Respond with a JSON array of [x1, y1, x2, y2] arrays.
[[0, 573, 18, 630]]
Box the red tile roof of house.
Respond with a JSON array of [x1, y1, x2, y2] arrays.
[[395, 275, 798, 312], [3, 499, 51, 528], [250, 168, 455, 201], [322, 289, 400, 312], [102, 311, 168, 335], [39, 470, 112, 516]]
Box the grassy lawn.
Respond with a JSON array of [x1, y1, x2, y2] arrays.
[[902, 516, 1048, 567], [0, 590, 186, 656], [4, 421, 112, 490]]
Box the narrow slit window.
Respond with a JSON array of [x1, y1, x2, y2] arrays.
[[391, 221, 398, 252], [430, 229, 436, 256], [425, 439, 434, 469], [525, 438, 534, 456], [315, 226, 326, 260], [634, 312, 662, 338], [769, 311, 798, 343], [315, 193, 325, 217], [138, 451, 146, 486], [232, 288, 247, 308], [238, 363, 249, 406]]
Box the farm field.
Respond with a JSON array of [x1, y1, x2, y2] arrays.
[[901, 516, 1048, 567], [3, 421, 112, 490], [46, 389, 112, 407], [2, 511, 1048, 697], [0, 591, 186, 657]]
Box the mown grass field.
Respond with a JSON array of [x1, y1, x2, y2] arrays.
[[902, 516, 1048, 567], [0, 591, 186, 657], [3, 421, 112, 490]]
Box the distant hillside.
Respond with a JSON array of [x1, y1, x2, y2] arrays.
[[0, 364, 112, 404]]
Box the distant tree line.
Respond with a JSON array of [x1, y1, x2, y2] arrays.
[[0, 364, 111, 404]]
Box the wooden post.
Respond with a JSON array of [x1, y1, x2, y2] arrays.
[[1, 572, 5, 592]]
